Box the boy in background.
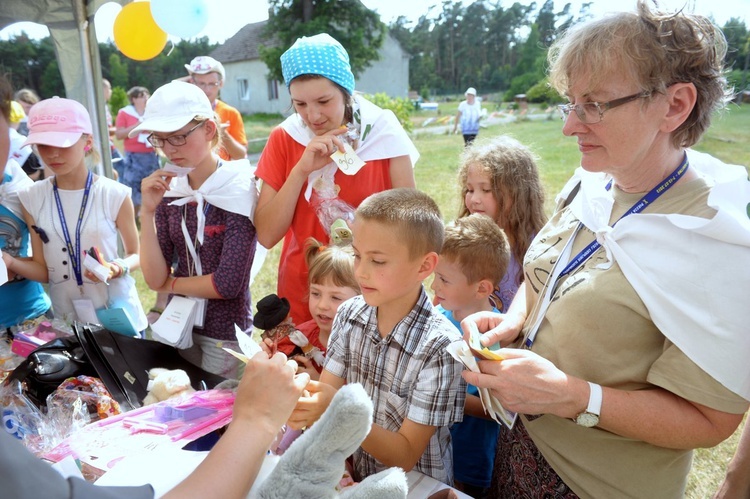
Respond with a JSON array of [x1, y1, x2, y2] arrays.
[[431, 213, 510, 498], [290, 188, 467, 484]]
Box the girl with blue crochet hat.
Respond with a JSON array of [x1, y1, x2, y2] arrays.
[[255, 33, 418, 325]]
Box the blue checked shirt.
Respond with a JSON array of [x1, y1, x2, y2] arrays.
[[324, 288, 467, 484]]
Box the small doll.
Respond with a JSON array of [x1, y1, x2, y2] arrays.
[[254, 294, 298, 354]]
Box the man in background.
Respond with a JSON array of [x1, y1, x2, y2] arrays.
[[185, 56, 248, 160]]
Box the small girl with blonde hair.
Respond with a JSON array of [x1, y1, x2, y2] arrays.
[[275, 238, 360, 380], [458, 135, 547, 311]]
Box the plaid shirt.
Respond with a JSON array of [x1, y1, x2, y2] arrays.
[[325, 288, 467, 484]]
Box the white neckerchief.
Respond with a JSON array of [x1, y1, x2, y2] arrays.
[[119, 104, 144, 120], [557, 150, 750, 400], [164, 159, 258, 273], [280, 93, 419, 201]]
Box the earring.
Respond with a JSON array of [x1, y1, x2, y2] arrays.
[[84, 145, 91, 153]]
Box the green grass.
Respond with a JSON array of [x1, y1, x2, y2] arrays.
[[134, 103, 750, 497]]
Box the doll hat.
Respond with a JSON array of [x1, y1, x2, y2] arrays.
[[254, 294, 291, 330]]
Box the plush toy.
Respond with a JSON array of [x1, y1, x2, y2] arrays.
[[252, 383, 407, 498], [142, 368, 196, 406]]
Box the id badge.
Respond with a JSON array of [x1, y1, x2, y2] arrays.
[[72, 298, 98, 324], [191, 297, 208, 328]]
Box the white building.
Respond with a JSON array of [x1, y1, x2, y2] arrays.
[[211, 21, 410, 116]]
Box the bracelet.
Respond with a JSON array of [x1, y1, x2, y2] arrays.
[[112, 258, 130, 277], [110, 262, 123, 279], [171, 277, 179, 292]]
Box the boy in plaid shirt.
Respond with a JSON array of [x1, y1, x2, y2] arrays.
[[290, 188, 467, 484]]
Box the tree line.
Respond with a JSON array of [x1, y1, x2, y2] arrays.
[[1, 0, 748, 109]]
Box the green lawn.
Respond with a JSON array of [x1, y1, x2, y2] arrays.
[[134, 103, 750, 497]]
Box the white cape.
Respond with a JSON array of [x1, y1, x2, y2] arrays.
[[280, 94, 420, 201], [561, 149, 750, 401]]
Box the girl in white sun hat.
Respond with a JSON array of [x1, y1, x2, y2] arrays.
[[137, 81, 258, 378]]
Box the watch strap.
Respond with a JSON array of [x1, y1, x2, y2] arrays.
[[586, 381, 602, 416]]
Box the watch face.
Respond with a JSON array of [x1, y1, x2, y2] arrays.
[[575, 412, 599, 428]]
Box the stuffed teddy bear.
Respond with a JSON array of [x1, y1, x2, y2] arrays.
[[252, 383, 408, 499], [142, 368, 196, 406]]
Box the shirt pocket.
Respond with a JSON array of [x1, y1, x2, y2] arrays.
[[383, 390, 408, 430], [47, 263, 72, 285]]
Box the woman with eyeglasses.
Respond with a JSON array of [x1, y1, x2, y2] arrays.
[[115, 86, 160, 217], [138, 81, 258, 378], [4, 97, 147, 333], [461, 2, 750, 497]]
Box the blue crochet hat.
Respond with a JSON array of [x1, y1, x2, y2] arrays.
[[280, 33, 355, 95]]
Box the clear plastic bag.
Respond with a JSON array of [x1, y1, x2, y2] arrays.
[[309, 177, 355, 238]]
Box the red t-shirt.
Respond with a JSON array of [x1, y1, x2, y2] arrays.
[[115, 110, 152, 153], [256, 127, 392, 324]]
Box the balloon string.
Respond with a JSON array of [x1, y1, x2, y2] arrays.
[[166, 39, 175, 57]]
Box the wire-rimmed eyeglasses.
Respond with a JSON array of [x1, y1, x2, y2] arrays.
[[193, 81, 221, 89], [557, 92, 651, 124], [147, 121, 205, 148]]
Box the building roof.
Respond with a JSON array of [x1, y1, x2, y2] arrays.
[[211, 21, 279, 64]]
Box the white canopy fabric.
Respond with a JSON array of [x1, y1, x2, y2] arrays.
[[1, 0, 130, 177]]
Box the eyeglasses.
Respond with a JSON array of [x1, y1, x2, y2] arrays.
[[147, 121, 205, 148], [193, 81, 221, 89], [557, 92, 651, 124]]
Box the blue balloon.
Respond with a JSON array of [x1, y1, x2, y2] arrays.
[[151, 0, 209, 39]]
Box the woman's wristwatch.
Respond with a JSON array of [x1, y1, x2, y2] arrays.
[[574, 382, 602, 427]]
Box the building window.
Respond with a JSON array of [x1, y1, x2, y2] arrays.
[[267, 79, 279, 101], [238, 78, 250, 101]]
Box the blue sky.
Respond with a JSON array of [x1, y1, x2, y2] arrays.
[[1, 0, 747, 44]]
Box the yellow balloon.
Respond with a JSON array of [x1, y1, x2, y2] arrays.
[[113, 2, 168, 61]]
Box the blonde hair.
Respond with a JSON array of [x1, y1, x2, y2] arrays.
[[356, 188, 444, 260], [458, 135, 546, 284], [442, 214, 510, 286], [192, 116, 223, 151], [305, 238, 359, 292], [14, 88, 39, 107], [548, 0, 729, 148]]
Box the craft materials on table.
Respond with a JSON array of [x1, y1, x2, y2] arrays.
[[42, 389, 235, 473]]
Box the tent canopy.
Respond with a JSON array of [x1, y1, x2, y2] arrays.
[[1, 0, 130, 177]]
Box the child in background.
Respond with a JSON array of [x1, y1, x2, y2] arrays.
[[274, 238, 360, 380], [431, 213, 510, 498], [457, 135, 546, 311], [290, 188, 466, 485]]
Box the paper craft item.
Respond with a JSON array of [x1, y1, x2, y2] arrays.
[[467, 321, 505, 361], [96, 307, 139, 337], [150, 296, 197, 349], [222, 324, 262, 363], [163, 163, 195, 177], [330, 142, 366, 175], [72, 298, 99, 324], [83, 251, 110, 283], [446, 323, 517, 429]]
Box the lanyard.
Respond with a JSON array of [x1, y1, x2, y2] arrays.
[[557, 154, 689, 280], [523, 154, 689, 349], [53, 170, 93, 290], [181, 201, 211, 277]]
